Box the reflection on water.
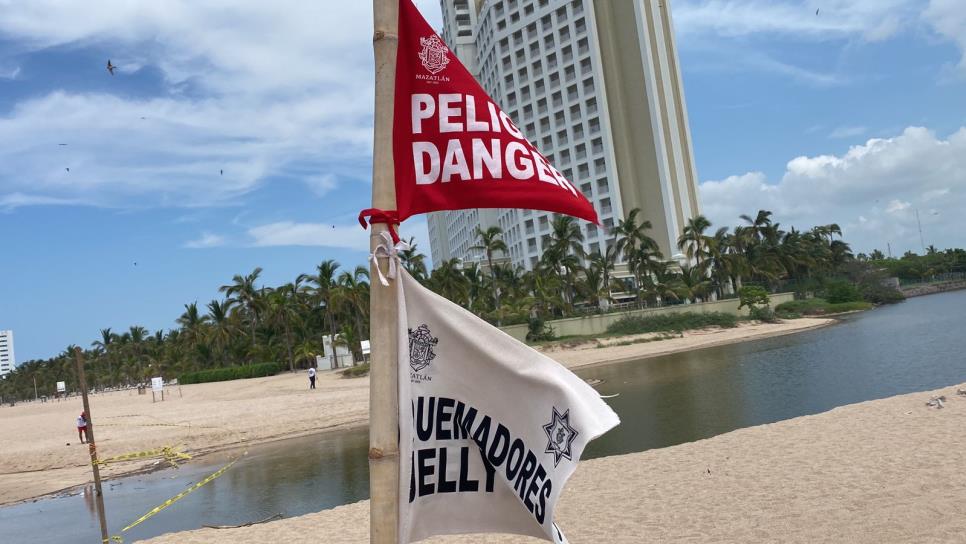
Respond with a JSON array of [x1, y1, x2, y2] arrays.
[[4, 290, 966, 543], [583, 290, 966, 458], [0, 428, 371, 544]]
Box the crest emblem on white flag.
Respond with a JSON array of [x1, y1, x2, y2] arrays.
[[396, 268, 620, 543]]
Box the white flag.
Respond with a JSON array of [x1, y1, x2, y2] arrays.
[[396, 268, 620, 543]]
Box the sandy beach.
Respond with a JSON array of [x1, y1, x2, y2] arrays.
[[0, 317, 830, 506], [142, 382, 966, 544]]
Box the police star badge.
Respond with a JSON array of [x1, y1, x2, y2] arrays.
[[408, 324, 438, 372], [543, 407, 578, 467]]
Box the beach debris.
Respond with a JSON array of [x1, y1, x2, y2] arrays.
[[957, 389, 966, 396], [706, 468, 711, 475], [926, 395, 946, 409], [600, 393, 620, 399], [584, 378, 603, 387], [107, 60, 116, 75]]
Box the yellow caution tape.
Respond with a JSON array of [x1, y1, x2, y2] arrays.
[[95, 446, 191, 467], [120, 456, 240, 533]]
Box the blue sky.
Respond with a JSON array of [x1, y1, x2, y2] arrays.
[[1, 0, 965, 362]]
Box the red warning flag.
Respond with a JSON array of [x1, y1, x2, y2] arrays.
[[392, 0, 599, 225]]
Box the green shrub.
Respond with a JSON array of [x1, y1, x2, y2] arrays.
[[860, 282, 906, 305], [824, 280, 863, 304], [606, 312, 738, 335], [178, 362, 281, 385], [749, 305, 779, 323], [526, 318, 556, 342], [341, 363, 370, 378], [738, 286, 770, 310]]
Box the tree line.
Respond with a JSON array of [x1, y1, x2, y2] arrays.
[[0, 208, 944, 402]]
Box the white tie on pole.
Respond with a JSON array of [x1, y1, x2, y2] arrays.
[[390, 257, 619, 543], [369, 231, 409, 287]]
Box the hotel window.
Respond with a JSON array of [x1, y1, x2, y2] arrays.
[[594, 157, 606, 174], [544, 34, 555, 49], [582, 78, 594, 94], [562, 45, 573, 63], [566, 84, 578, 101], [597, 178, 608, 192], [580, 58, 592, 75], [565, 65, 576, 82], [574, 17, 586, 35], [589, 117, 601, 134], [580, 182, 592, 198], [556, 6, 568, 22], [541, 14, 553, 31], [586, 97, 598, 115]]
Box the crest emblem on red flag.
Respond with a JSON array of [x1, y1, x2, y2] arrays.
[[418, 36, 450, 75], [392, 0, 599, 226]]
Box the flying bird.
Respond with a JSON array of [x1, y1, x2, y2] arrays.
[[133, 262, 138, 266], [65, 167, 70, 172], [220, 169, 223, 176], [816, 8, 820, 15], [58, 143, 68, 146], [107, 60, 116, 75]]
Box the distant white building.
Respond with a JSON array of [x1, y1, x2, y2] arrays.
[[0, 330, 15, 377]]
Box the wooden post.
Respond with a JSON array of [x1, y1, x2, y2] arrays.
[[370, 0, 400, 542], [75, 348, 110, 543]]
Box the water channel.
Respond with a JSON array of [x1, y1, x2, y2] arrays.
[[4, 290, 966, 543]]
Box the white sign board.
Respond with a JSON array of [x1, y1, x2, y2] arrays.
[[56, 381, 66, 393], [151, 377, 164, 392]]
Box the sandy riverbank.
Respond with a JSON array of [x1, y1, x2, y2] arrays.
[[0, 317, 831, 506], [142, 382, 966, 544]]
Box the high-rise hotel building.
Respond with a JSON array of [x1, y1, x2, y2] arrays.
[[429, 0, 701, 270], [0, 330, 15, 377]]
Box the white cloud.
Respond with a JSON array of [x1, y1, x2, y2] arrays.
[[0, 66, 20, 80], [700, 126, 966, 254], [0, 2, 445, 209], [829, 125, 867, 139], [885, 199, 910, 214], [923, 0, 966, 77], [303, 174, 339, 198], [183, 231, 226, 249], [0, 191, 83, 211], [248, 221, 372, 251]]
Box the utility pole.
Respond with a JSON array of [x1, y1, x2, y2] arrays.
[[33, 375, 38, 402], [75, 348, 109, 543], [369, 1, 400, 543]]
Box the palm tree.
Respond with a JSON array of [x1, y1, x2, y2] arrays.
[[299, 260, 341, 369], [399, 237, 429, 280], [219, 267, 264, 360], [471, 226, 508, 316], [91, 328, 115, 388], [544, 215, 585, 305], [613, 207, 662, 305], [676, 264, 712, 303], [678, 215, 713, 270], [206, 299, 234, 366]]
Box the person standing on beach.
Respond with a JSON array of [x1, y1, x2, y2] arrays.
[[76, 412, 88, 444], [308, 366, 317, 390]]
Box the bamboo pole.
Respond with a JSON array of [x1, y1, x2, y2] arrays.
[[369, 0, 400, 543], [75, 348, 110, 543]]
